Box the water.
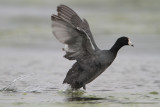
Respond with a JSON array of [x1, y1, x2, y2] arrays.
[[0, 0, 160, 106], [0, 35, 160, 106]]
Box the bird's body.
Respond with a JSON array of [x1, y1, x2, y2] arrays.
[[51, 5, 133, 90], [63, 50, 116, 89]]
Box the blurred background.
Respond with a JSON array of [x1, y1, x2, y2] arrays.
[[0, 0, 160, 51], [0, 0, 160, 105]]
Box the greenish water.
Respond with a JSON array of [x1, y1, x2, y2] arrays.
[[0, 0, 160, 107]]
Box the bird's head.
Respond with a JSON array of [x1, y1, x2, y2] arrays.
[[116, 36, 134, 47], [110, 36, 134, 53]]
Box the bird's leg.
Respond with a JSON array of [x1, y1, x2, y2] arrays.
[[71, 88, 73, 98], [83, 84, 86, 90]]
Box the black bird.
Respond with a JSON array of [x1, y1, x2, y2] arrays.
[[51, 5, 134, 90]]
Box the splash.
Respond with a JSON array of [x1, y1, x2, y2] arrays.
[[2, 74, 34, 92], [58, 85, 86, 97]]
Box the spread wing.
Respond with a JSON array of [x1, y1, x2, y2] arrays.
[[51, 5, 99, 60]]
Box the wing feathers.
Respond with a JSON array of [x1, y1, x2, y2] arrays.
[[51, 5, 99, 60], [52, 15, 82, 47], [57, 5, 82, 27]]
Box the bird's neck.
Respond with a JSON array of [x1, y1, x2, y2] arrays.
[[110, 43, 123, 54]]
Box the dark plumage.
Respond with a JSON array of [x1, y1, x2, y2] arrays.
[[51, 5, 134, 90]]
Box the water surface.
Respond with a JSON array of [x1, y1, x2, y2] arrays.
[[0, 0, 160, 107]]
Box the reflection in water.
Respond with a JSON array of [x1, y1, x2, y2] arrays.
[[67, 97, 106, 102], [59, 88, 85, 97], [60, 88, 106, 102], [62, 89, 106, 104]]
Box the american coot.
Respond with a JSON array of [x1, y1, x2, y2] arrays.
[[51, 5, 134, 90]]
